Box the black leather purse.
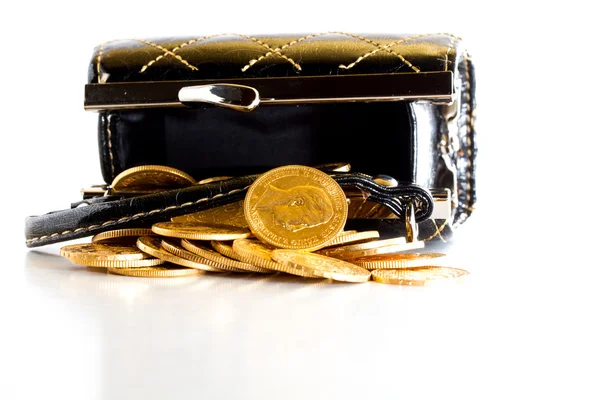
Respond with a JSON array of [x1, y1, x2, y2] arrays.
[[25, 32, 477, 247]]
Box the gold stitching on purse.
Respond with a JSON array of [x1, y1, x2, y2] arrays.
[[444, 35, 458, 71], [335, 32, 423, 72], [424, 219, 448, 242], [96, 33, 462, 79], [25, 186, 251, 243]]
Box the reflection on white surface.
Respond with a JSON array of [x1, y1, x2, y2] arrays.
[[4, 218, 596, 400]]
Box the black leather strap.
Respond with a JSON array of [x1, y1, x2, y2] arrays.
[[25, 173, 433, 248]]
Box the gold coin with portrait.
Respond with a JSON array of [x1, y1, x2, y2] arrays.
[[111, 165, 196, 194], [244, 165, 347, 250], [271, 250, 371, 282]]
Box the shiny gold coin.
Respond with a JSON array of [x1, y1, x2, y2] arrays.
[[231, 239, 281, 271], [244, 165, 347, 250], [332, 241, 426, 260], [60, 243, 148, 261], [180, 239, 272, 273], [271, 250, 371, 282], [136, 236, 221, 272], [353, 253, 446, 270], [320, 230, 380, 248], [111, 165, 196, 194], [210, 241, 244, 261], [68, 256, 164, 268], [159, 239, 241, 272], [196, 176, 232, 185], [171, 201, 248, 228], [152, 222, 252, 240], [91, 228, 156, 244], [108, 266, 201, 278], [371, 267, 469, 286], [317, 237, 407, 259]]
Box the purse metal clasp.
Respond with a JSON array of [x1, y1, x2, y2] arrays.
[[84, 72, 454, 111], [178, 84, 260, 112]]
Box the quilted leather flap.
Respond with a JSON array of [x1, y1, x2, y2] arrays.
[[90, 32, 463, 84]]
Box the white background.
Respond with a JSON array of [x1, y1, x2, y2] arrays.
[[1, 1, 599, 399]]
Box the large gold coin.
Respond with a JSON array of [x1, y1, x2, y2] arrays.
[[91, 228, 156, 244], [210, 241, 244, 261], [68, 256, 164, 268], [244, 165, 347, 250], [136, 236, 221, 272], [271, 250, 371, 282], [60, 243, 148, 261], [108, 266, 201, 278], [172, 201, 248, 228], [353, 253, 446, 270], [151, 222, 252, 240], [320, 230, 380, 248], [111, 165, 196, 194], [371, 267, 469, 286], [231, 239, 281, 271], [180, 239, 272, 273]]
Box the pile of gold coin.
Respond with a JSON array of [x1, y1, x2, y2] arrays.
[[60, 165, 468, 285]]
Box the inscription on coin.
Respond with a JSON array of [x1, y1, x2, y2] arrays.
[[256, 185, 334, 233]]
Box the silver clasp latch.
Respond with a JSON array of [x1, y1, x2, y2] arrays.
[[178, 84, 260, 112]]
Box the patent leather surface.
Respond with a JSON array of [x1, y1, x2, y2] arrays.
[[89, 33, 476, 228], [25, 173, 434, 248], [454, 57, 477, 223], [90, 33, 462, 83], [98, 102, 415, 184]]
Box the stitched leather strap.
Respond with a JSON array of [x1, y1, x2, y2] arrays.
[[25, 173, 433, 248]]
